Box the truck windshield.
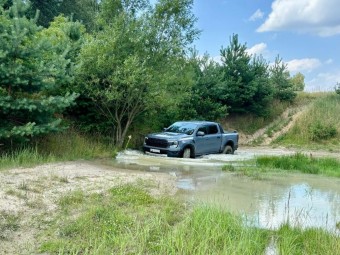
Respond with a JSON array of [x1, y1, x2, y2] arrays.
[[165, 122, 197, 135]]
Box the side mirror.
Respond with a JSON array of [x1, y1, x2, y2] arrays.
[[197, 131, 205, 136], [163, 128, 167, 131]]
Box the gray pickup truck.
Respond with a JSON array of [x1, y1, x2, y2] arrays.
[[143, 121, 238, 158]]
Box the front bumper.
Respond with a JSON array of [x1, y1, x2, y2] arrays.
[[142, 145, 182, 157]]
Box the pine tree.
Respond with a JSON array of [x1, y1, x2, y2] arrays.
[[0, 0, 77, 145]]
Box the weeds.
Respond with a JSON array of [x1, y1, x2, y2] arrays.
[[277, 224, 340, 255], [39, 183, 340, 254], [0, 211, 20, 240], [255, 153, 340, 177], [40, 184, 269, 255], [0, 130, 117, 171], [276, 93, 340, 148]]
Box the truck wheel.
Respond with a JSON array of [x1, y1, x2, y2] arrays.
[[182, 148, 191, 158], [223, 145, 234, 154]]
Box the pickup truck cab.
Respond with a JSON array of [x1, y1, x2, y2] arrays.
[[143, 121, 238, 158]]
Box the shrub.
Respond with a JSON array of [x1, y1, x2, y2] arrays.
[[308, 121, 337, 141]]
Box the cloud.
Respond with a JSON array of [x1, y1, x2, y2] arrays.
[[246, 43, 267, 56], [257, 0, 340, 36], [286, 58, 321, 73], [306, 69, 340, 91], [249, 9, 264, 21]]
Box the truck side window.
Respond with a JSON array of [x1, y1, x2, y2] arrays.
[[197, 126, 208, 135], [207, 124, 218, 134]]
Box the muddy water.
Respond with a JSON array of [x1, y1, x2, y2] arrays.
[[113, 150, 340, 234]]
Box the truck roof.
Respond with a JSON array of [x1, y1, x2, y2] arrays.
[[174, 121, 218, 125]]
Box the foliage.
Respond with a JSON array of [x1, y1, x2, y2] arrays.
[[59, 0, 99, 32], [76, 0, 199, 147], [0, 0, 77, 146], [219, 34, 273, 116], [28, 0, 99, 30], [308, 121, 337, 141], [335, 82, 340, 95], [290, 72, 305, 91], [270, 56, 296, 102], [178, 53, 227, 120], [276, 93, 340, 148], [27, 0, 61, 27]]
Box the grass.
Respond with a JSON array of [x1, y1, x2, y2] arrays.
[[0, 211, 20, 240], [224, 93, 315, 135], [255, 153, 340, 177], [276, 224, 340, 255], [39, 183, 340, 255], [40, 184, 269, 255], [276, 93, 340, 149], [0, 129, 117, 171]]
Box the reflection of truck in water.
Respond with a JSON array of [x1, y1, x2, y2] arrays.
[[143, 121, 239, 158]]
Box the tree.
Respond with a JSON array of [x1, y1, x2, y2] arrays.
[[270, 56, 296, 101], [290, 72, 305, 91], [335, 82, 340, 95], [76, 0, 199, 147], [59, 0, 99, 32], [179, 53, 227, 120], [219, 34, 273, 115], [28, 0, 61, 27], [0, 0, 77, 146]]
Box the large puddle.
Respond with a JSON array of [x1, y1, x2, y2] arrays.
[[112, 150, 340, 234]]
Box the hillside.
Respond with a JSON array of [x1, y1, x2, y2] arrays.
[[224, 92, 340, 151]]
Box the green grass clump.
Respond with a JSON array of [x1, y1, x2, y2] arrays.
[[276, 224, 340, 255], [159, 206, 268, 254], [256, 153, 340, 177]]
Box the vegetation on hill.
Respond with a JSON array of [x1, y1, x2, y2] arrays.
[[1, 0, 306, 155], [275, 93, 340, 149]]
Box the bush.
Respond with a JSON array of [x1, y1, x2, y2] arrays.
[[308, 121, 337, 141]]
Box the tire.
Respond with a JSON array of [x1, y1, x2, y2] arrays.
[[223, 145, 234, 154], [182, 148, 191, 158]]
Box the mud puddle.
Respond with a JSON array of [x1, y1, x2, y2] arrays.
[[110, 150, 340, 234]]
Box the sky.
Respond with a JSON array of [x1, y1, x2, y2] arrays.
[[192, 0, 340, 91]]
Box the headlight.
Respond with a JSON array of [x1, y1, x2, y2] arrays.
[[168, 140, 179, 147], [144, 137, 148, 144]]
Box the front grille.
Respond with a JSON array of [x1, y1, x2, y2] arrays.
[[146, 138, 168, 148]]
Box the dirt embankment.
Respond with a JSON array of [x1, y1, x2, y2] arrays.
[[239, 105, 310, 146], [0, 161, 177, 255]]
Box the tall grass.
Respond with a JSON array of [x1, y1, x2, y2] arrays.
[[40, 184, 269, 255], [0, 130, 116, 170], [256, 153, 340, 177], [276, 93, 340, 148], [40, 183, 340, 255], [276, 224, 340, 255]]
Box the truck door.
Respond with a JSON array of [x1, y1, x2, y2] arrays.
[[195, 124, 221, 155], [205, 124, 222, 154], [194, 125, 208, 156]]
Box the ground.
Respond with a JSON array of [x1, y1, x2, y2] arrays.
[[0, 161, 177, 255]]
